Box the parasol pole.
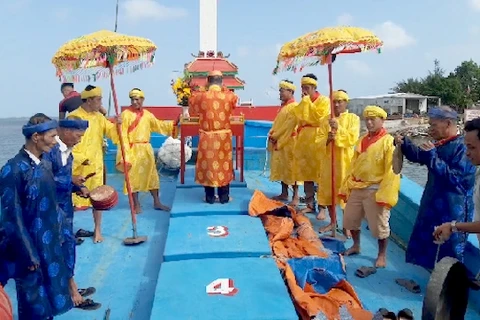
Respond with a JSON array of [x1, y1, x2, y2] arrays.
[[108, 63, 146, 245], [327, 57, 337, 239]]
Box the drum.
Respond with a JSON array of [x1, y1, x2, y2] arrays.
[[0, 285, 13, 320], [90, 185, 118, 211]]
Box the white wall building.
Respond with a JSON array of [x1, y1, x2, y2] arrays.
[[349, 93, 440, 117]]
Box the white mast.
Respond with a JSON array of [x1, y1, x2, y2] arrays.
[[199, 0, 218, 55]]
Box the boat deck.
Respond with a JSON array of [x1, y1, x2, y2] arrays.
[[4, 168, 480, 319]]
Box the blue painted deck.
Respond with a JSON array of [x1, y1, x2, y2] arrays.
[[3, 119, 480, 319]]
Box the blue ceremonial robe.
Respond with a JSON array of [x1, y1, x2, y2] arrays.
[[43, 144, 80, 280], [402, 136, 475, 270], [0, 149, 73, 319]]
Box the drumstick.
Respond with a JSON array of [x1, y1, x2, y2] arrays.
[[84, 172, 96, 181]]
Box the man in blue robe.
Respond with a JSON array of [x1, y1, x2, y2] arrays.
[[395, 106, 475, 270], [0, 113, 73, 319], [43, 118, 101, 310]]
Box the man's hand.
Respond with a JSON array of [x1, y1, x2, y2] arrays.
[[328, 119, 338, 130], [419, 141, 435, 151], [77, 187, 90, 198], [81, 159, 90, 166], [72, 175, 86, 187], [394, 135, 404, 146], [114, 115, 122, 125], [433, 222, 452, 242], [28, 264, 39, 271], [326, 131, 335, 145]]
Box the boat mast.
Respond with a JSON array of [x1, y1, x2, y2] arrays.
[[199, 0, 218, 56]]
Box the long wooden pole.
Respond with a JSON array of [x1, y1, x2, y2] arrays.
[[327, 59, 337, 238]]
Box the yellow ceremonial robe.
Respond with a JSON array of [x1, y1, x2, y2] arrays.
[[269, 100, 298, 185], [292, 93, 330, 181], [316, 112, 360, 207], [338, 132, 400, 209], [68, 107, 119, 208], [116, 107, 174, 194]]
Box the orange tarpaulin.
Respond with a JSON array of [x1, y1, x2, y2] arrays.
[[0, 285, 13, 320], [248, 190, 372, 320]]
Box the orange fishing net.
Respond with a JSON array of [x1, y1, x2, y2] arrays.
[[248, 190, 372, 320]]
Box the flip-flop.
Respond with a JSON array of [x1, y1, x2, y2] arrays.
[[74, 298, 102, 311], [75, 238, 84, 246], [78, 287, 96, 297], [355, 266, 377, 278], [76, 229, 94, 238], [397, 308, 414, 320], [395, 278, 421, 294], [376, 308, 397, 320]]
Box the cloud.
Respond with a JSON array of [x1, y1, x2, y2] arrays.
[[469, 0, 480, 10], [344, 60, 372, 76], [374, 21, 415, 49], [236, 46, 250, 57], [337, 13, 354, 26], [122, 0, 187, 22]]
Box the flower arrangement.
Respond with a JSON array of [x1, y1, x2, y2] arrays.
[[171, 74, 192, 107]]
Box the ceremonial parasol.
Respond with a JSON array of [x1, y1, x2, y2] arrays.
[[273, 26, 383, 239], [52, 29, 157, 246]]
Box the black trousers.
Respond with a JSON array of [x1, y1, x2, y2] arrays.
[[205, 185, 230, 204]]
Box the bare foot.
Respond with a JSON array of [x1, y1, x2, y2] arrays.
[[135, 205, 142, 214], [154, 203, 171, 212], [316, 208, 327, 220], [288, 197, 299, 207], [272, 194, 288, 201], [71, 290, 84, 306], [375, 255, 387, 268], [343, 228, 352, 239], [93, 231, 104, 244], [343, 246, 360, 256], [298, 207, 315, 215], [318, 223, 334, 234]]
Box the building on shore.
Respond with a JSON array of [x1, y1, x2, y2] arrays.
[[349, 93, 441, 118]]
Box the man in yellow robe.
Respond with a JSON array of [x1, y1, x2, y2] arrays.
[[268, 80, 299, 205], [68, 85, 120, 243], [339, 106, 400, 268], [316, 90, 360, 238], [188, 70, 238, 204], [293, 73, 330, 214], [116, 88, 175, 213]]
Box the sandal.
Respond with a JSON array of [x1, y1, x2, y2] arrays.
[[376, 308, 397, 320], [75, 298, 102, 310], [75, 229, 94, 238], [75, 238, 84, 246], [397, 308, 414, 320], [355, 266, 377, 278], [78, 287, 96, 297], [395, 278, 421, 294]]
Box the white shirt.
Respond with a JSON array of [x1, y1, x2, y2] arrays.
[[55, 136, 72, 167], [24, 149, 40, 165]]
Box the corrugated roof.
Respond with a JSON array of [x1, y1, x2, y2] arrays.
[[352, 93, 438, 99]]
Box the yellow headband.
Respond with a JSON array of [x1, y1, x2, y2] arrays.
[[301, 77, 317, 87], [129, 89, 145, 99], [363, 105, 387, 119], [333, 90, 349, 101], [279, 81, 296, 91], [80, 87, 102, 99]]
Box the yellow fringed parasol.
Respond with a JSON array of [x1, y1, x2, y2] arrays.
[[52, 29, 157, 246], [273, 26, 383, 240]]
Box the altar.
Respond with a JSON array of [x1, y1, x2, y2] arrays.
[[179, 115, 245, 184]]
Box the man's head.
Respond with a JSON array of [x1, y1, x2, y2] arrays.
[[58, 116, 88, 148], [333, 90, 349, 116], [464, 118, 480, 165], [80, 85, 103, 112], [207, 70, 223, 87], [427, 106, 458, 141], [22, 113, 58, 154], [279, 80, 295, 103], [129, 88, 145, 109], [301, 73, 317, 97], [363, 105, 387, 133], [61, 83, 74, 98]]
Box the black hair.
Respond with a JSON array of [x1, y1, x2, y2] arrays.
[[207, 75, 222, 85], [82, 85, 97, 102], [338, 89, 347, 93], [131, 87, 141, 91], [303, 73, 317, 81], [464, 118, 480, 140], [61, 83, 74, 91], [281, 79, 295, 92], [27, 113, 52, 125]]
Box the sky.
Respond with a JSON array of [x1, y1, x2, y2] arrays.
[[2, 0, 480, 117]]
